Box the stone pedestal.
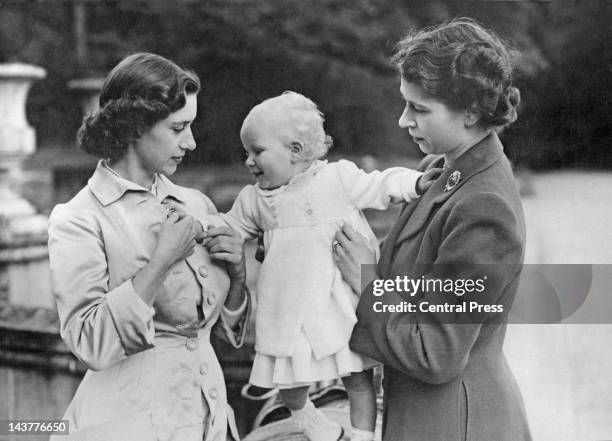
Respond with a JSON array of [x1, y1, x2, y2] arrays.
[[0, 63, 70, 433], [0, 63, 52, 310]]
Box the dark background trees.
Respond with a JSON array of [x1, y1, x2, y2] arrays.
[[1, 0, 610, 168]]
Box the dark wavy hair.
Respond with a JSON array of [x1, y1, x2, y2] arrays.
[[78, 52, 201, 162], [392, 18, 520, 128]]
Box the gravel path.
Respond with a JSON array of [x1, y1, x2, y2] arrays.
[[506, 171, 612, 441]]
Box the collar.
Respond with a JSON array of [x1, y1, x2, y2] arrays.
[[449, 130, 502, 185], [383, 131, 505, 254], [155, 174, 187, 203], [256, 159, 327, 197], [423, 130, 504, 196], [89, 160, 187, 206]]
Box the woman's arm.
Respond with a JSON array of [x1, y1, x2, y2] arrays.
[[173, 189, 252, 346], [203, 225, 247, 308], [49, 206, 154, 371], [49, 207, 198, 371], [340, 192, 524, 384], [202, 225, 251, 348]]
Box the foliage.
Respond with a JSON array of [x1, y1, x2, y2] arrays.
[[514, 3, 612, 169], [1, 0, 609, 168], [0, 4, 82, 142]]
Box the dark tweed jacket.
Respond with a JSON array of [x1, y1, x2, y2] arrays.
[[350, 132, 532, 441]]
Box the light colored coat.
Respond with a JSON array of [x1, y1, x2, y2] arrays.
[[48, 162, 249, 441], [350, 132, 532, 441], [223, 159, 421, 359]]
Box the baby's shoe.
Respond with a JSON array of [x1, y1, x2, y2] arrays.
[[291, 400, 344, 441], [349, 427, 375, 441]]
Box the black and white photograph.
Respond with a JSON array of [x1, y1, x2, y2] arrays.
[[1, 1, 611, 440]]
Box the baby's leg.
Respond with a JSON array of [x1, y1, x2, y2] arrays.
[[342, 369, 377, 440], [279, 386, 310, 411]]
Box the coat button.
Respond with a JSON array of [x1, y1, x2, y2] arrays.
[[198, 266, 208, 278], [186, 338, 198, 351], [306, 208, 313, 215], [200, 362, 209, 375], [207, 293, 217, 305], [209, 387, 218, 399]]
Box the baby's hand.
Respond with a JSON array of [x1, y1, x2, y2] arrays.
[[416, 167, 444, 195], [194, 221, 206, 244]]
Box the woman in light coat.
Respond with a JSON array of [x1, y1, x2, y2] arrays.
[[48, 53, 249, 441]]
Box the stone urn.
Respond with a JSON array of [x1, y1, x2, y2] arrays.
[[0, 63, 48, 245], [0, 62, 52, 309], [67, 76, 105, 119]]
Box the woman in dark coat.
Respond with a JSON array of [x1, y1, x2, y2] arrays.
[[333, 18, 532, 441]]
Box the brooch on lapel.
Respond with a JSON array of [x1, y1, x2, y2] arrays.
[[161, 201, 176, 219], [444, 170, 462, 192]]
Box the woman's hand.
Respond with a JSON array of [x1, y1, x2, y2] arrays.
[[333, 223, 378, 294], [202, 225, 247, 311], [150, 212, 197, 270], [134, 212, 197, 305], [201, 225, 247, 285]]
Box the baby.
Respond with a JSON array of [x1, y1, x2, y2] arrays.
[[222, 92, 439, 441]]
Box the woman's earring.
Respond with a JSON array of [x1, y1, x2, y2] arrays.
[[465, 108, 480, 127]]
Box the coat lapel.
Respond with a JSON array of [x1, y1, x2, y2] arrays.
[[379, 198, 418, 277], [380, 132, 505, 274]]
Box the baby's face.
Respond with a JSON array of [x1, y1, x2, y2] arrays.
[[241, 111, 309, 190]]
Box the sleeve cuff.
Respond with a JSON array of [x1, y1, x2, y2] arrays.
[[404, 171, 423, 200], [106, 279, 156, 355], [222, 293, 248, 318], [219, 288, 251, 348]]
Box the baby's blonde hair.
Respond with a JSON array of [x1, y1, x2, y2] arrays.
[[243, 91, 332, 160]]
